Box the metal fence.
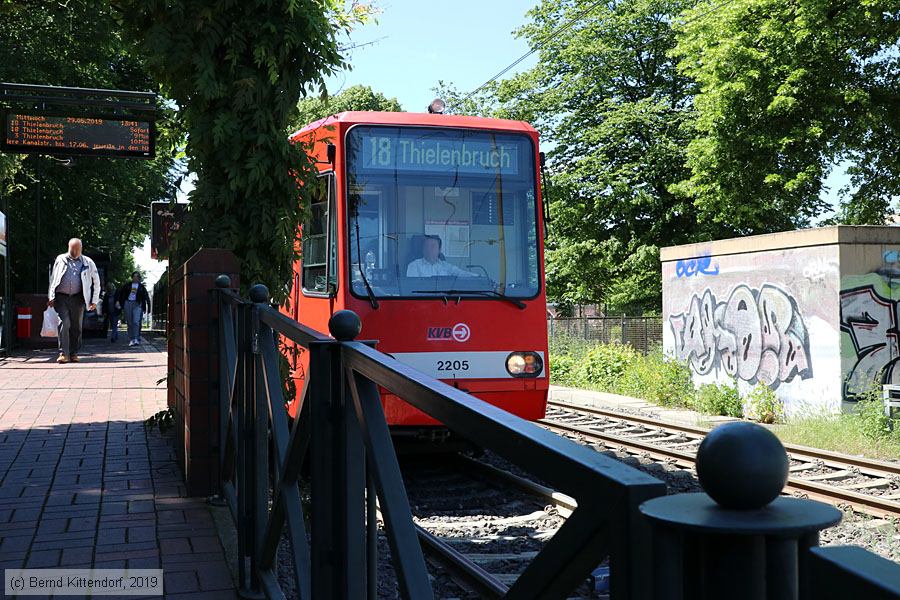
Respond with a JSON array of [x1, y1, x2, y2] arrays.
[[212, 279, 665, 599], [212, 279, 900, 599], [548, 316, 663, 354]]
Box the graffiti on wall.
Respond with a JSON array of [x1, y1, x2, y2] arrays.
[[675, 255, 719, 278], [840, 285, 900, 399], [668, 284, 813, 387]]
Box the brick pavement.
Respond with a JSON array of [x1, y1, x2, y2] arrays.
[[0, 335, 237, 599]]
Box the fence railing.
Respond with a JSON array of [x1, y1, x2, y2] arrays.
[[212, 279, 900, 599], [548, 316, 663, 354], [212, 279, 667, 599]]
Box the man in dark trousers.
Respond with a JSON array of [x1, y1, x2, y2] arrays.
[[47, 238, 101, 363], [116, 271, 150, 346]]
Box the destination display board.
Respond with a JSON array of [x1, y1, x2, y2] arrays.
[[150, 202, 187, 260], [1, 110, 154, 158], [350, 126, 526, 177]]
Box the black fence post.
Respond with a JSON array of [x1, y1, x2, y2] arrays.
[[248, 286, 269, 591], [330, 311, 367, 600], [309, 337, 337, 599], [235, 300, 262, 598], [640, 422, 841, 600], [309, 311, 367, 600]]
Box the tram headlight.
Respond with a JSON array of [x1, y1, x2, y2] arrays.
[[427, 98, 446, 114], [506, 352, 543, 377]]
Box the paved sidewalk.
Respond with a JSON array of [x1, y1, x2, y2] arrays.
[[0, 335, 236, 599]]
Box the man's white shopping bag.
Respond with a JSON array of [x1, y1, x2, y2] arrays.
[[41, 307, 60, 337]]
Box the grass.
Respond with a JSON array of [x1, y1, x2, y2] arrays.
[[771, 415, 900, 461]]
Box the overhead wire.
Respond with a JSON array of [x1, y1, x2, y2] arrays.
[[462, 0, 738, 103], [463, 0, 607, 102]]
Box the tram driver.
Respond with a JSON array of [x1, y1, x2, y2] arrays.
[[406, 235, 477, 278]]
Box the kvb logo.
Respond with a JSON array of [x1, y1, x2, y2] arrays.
[[426, 323, 471, 342]]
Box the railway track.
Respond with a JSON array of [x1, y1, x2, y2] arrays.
[[387, 454, 594, 599], [541, 399, 900, 520]]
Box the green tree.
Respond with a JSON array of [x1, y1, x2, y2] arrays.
[[455, 0, 704, 312], [118, 1, 373, 300], [0, 0, 182, 293], [291, 84, 402, 131], [674, 0, 900, 227]]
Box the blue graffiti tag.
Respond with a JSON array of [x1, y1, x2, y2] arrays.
[[675, 255, 719, 278], [884, 249, 900, 263]]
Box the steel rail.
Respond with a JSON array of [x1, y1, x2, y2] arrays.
[[395, 457, 581, 598], [548, 399, 900, 477], [415, 524, 509, 599], [455, 454, 578, 518], [540, 417, 900, 520]]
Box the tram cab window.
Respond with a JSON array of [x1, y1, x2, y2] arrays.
[[301, 173, 337, 295], [347, 126, 540, 300]]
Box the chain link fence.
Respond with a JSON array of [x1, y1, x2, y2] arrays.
[[548, 316, 664, 355]]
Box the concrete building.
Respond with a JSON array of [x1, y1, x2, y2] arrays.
[[661, 226, 900, 415]]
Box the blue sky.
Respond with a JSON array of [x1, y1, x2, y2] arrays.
[[324, 1, 538, 112]]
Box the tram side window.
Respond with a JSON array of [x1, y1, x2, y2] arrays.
[[301, 174, 337, 295]]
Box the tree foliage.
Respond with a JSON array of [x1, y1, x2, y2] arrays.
[[443, 0, 899, 312], [474, 0, 703, 312], [0, 0, 182, 292], [675, 0, 900, 228], [116, 1, 371, 301], [291, 84, 402, 131]]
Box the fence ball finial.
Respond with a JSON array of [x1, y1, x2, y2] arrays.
[[696, 421, 789, 510], [215, 274, 231, 288], [329, 310, 362, 341], [249, 284, 269, 303]]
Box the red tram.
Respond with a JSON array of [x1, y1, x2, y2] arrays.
[[282, 107, 549, 427]]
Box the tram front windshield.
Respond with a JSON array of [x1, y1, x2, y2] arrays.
[[346, 126, 540, 300]]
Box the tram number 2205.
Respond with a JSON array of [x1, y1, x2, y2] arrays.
[[436, 359, 469, 372]]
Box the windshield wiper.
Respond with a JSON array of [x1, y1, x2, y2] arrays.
[[358, 270, 379, 309], [412, 289, 526, 310]]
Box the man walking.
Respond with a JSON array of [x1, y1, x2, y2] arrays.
[[48, 238, 100, 363], [116, 271, 149, 346]]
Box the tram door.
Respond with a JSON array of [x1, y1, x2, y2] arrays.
[[288, 171, 338, 400]]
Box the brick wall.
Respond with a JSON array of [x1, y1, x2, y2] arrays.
[[167, 248, 239, 496]]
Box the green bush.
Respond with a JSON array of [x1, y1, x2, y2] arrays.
[[852, 387, 895, 442], [617, 350, 695, 408], [550, 342, 694, 408], [548, 333, 593, 387], [549, 352, 580, 386], [575, 343, 639, 391], [695, 381, 744, 417], [745, 383, 784, 423]]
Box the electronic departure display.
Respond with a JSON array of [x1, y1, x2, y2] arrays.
[[1, 110, 154, 158]]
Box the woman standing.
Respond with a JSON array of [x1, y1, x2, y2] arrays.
[[116, 271, 150, 346]]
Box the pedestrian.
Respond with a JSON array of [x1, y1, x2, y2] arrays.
[[104, 282, 120, 342], [116, 271, 149, 347], [47, 238, 100, 364]]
